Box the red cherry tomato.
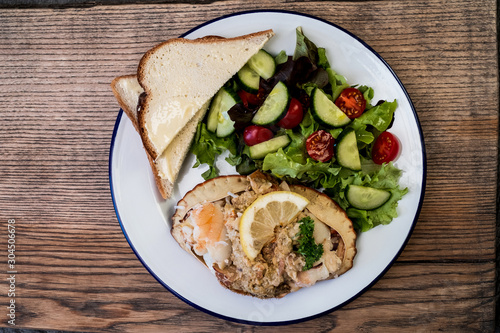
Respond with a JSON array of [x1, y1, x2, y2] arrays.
[[277, 98, 304, 129], [334, 87, 366, 119], [237, 90, 261, 108], [372, 131, 400, 164], [306, 130, 334, 162], [243, 125, 274, 146]]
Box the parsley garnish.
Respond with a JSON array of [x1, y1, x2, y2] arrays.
[[296, 216, 324, 271]]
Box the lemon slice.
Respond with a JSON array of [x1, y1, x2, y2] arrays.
[[239, 191, 309, 260]]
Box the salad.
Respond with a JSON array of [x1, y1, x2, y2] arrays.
[[190, 27, 408, 232]]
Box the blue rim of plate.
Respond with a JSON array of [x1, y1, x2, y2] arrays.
[[108, 9, 427, 326]]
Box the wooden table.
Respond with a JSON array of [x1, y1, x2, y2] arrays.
[[1, 0, 497, 331]]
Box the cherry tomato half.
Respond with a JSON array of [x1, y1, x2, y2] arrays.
[[277, 98, 304, 129], [243, 125, 274, 146], [237, 90, 261, 108], [306, 130, 334, 162], [372, 131, 400, 164], [334, 87, 366, 119]]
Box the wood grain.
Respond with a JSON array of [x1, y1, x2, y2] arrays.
[[0, 0, 497, 331]]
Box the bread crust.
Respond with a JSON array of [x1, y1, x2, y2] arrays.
[[137, 29, 274, 161], [110, 75, 172, 199], [111, 74, 140, 132], [137, 31, 272, 86], [145, 151, 171, 199]]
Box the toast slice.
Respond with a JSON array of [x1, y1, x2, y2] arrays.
[[111, 75, 207, 199], [137, 30, 275, 160]]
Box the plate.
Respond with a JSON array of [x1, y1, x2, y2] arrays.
[[109, 10, 426, 325]]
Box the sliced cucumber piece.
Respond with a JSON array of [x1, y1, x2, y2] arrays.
[[236, 65, 260, 94], [311, 87, 351, 127], [216, 109, 236, 137], [336, 128, 361, 170], [252, 81, 290, 125], [249, 135, 290, 159], [247, 50, 276, 80], [206, 87, 239, 137], [346, 185, 391, 210]]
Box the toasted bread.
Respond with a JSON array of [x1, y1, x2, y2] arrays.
[[137, 30, 275, 160], [111, 75, 207, 199]]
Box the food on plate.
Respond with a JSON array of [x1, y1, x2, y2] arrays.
[[334, 87, 367, 119], [137, 30, 275, 161], [171, 171, 356, 298], [190, 27, 408, 232], [110, 75, 206, 199], [111, 29, 275, 198], [243, 125, 274, 146], [306, 130, 335, 162], [371, 131, 401, 165]]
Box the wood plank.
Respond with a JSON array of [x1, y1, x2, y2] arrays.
[[14, 262, 495, 331], [0, 0, 496, 331]]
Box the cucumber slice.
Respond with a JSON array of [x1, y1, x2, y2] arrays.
[[247, 50, 276, 80], [249, 135, 290, 159], [311, 87, 351, 127], [206, 87, 239, 137], [252, 81, 290, 125], [236, 65, 260, 94], [346, 185, 391, 210], [216, 109, 236, 137], [336, 128, 361, 170]]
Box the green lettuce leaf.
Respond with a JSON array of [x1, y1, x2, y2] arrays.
[[262, 148, 341, 189], [357, 85, 375, 107], [190, 122, 239, 180], [325, 162, 408, 232], [327, 68, 350, 101], [293, 26, 319, 63], [347, 186, 408, 232], [317, 47, 330, 69], [347, 99, 398, 151], [350, 99, 398, 133], [274, 50, 288, 65]]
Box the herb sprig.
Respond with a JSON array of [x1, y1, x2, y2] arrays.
[[296, 216, 323, 270]]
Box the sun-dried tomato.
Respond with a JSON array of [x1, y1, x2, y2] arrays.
[[306, 130, 334, 162]]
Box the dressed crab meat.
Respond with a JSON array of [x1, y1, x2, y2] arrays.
[[171, 171, 357, 298], [182, 201, 232, 269]]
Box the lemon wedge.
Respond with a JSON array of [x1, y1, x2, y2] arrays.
[[239, 191, 309, 260]]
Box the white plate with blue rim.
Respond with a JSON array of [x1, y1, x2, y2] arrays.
[[109, 10, 426, 325]]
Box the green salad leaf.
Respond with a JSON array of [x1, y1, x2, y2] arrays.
[[325, 162, 408, 232], [191, 122, 239, 180], [357, 85, 375, 107], [350, 100, 398, 133], [274, 50, 288, 65], [262, 148, 342, 189], [348, 99, 398, 154], [317, 47, 330, 69], [327, 67, 350, 101], [293, 26, 319, 63]]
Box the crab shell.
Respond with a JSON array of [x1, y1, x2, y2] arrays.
[[170, 174, 357, 294], [171, 175, 250, 261], [288, 184, 357, 275]]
